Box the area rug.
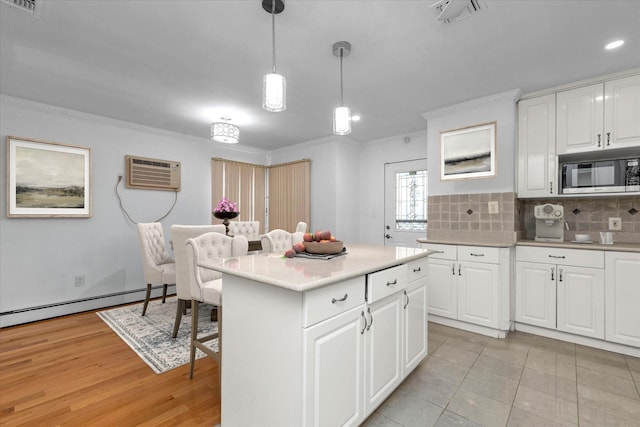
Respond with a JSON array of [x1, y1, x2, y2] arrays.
[[97, 297, 217, 374]]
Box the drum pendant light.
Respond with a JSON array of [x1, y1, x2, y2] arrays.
[[262, 0, 286, 112], [332, 41, 351, 135]]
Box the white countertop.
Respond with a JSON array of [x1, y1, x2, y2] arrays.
[[197, 243, 436, 292]]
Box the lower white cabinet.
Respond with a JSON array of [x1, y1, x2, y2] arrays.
[[516, 246, 605, 339], [303, 259, 428, 427], [605, 251, 640, 347], [420, 243, 511, 334]]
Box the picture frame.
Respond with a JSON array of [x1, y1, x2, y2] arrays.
[[6, 136, 92, 218], [440, 122, 496, 181]]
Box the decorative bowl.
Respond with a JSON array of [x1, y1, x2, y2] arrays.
[[575, 234, 591, 242], [303, 240, 344, 255]]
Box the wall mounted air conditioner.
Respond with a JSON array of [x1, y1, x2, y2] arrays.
[[125, 155, 181, 191]]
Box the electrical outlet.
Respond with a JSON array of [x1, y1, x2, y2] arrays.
[[74, 275, 86, 287], [608, 217, 622, 231], [488, 201, 499, 214]]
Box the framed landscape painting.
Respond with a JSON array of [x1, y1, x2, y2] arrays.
[[440, 122, 496, 181], [6, 136, 92, 217]]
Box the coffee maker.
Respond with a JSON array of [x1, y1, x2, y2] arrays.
[[534, 204, 565, 242]]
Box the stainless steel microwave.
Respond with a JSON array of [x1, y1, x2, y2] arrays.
[[561, 158, 640, 194]]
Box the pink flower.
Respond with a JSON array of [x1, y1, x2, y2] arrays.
[[214, 197, 238, 213]]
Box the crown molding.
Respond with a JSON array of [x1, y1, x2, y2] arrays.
[[421, 89, 522, 121], [0, 94, 268, 156]]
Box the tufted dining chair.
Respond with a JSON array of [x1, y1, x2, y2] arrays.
[[169, 224, 226, 338], [260, 229, 304, 253], [185, 232, 248, 379], [136, 223, 176, 316], [295, 221, 308, 233], [227, 220, 260, 237]]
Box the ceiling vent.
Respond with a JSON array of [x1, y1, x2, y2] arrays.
[[1, 0, 42, 16], [430, 0, 486, 24]]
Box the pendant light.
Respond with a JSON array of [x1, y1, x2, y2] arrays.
[[211, 118, 240, 144], [333, 41, 351, 135], [262, 0, 286, 112]]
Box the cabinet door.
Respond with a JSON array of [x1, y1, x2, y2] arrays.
[[556, 265, 605, 339], [427, 259, 457, 319], [604, 74, 640, 150], [458, 261, 499, 328], [403, 280, 428, 375], [557, 83, 604, 154], [517, 94, 557, 197], [515, 261, 556, 329], [303, 305, 365, 427], [605, 252, 640, 347], [364, 293, 403, 415]]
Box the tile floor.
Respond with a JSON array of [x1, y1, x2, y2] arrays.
[[362, 323, 640, 427]]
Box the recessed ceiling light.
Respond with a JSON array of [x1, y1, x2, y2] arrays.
[[605, 40, 624, 50]]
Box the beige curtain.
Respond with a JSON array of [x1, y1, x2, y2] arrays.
[[268, 160, 310, 232], [211, 159, 266, 234]]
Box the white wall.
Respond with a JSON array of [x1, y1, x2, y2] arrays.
[[423, 89, 521, 196], [0, 96, 267, 326]]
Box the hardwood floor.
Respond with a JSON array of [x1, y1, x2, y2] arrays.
[[0, 305, 220, 426]]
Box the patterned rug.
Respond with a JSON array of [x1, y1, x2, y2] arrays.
[[97, 297, 217, 374]]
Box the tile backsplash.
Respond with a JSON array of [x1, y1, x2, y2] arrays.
[[519, 196, 640, 243], [427, 193, 640, 245]]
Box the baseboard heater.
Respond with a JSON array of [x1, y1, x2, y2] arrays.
[[0, 285, 175, 326]]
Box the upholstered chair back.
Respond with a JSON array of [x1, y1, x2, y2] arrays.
[[260, 229, 304, 253], [170, 224, 226, 301], [136, 222, 174, 283], [228, 221, 261, 236], [185, 233, 248, 302], [295, 221, 308, 233]]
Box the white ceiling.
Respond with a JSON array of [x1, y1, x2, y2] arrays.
[[1, 0, 639, 151]]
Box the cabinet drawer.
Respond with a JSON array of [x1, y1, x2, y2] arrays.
[[367, 264, 407, 303], [516, 246, 604, 268], [457, 246, 500, 264], [420, 243, 456, 260], [407, 258, 428, 282], [303, 276, 365, 327]]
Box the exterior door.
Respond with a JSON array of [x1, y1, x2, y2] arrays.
[[384, 159, 428, 247]]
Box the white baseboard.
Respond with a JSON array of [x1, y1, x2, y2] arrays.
[[428, 314, 510, 338]]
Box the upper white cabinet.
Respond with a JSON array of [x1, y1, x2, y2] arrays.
[[517, 94, 557, 198], [557, 74, 640, 154]]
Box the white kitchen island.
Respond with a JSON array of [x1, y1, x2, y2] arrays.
[[198, 244, 436, 427]]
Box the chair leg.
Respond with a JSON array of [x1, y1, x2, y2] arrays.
[[189, 300, 199, 379], [161, 284, 168, 303], [142, 284, 152, 316], [171, 299, 186, 338]]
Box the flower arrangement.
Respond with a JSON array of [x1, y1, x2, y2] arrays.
[[214, 197, 238, 213]]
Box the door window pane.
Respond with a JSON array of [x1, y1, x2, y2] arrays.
[[395, 170, 427, 231]]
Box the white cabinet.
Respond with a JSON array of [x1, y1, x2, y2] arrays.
[[303, 260, 429, 427], [605, 251, 640, 347], [421, 243, 511, 335], [516, 246, 605, 339], [517, 94, 557, 197], [557, 74, 640, 154]]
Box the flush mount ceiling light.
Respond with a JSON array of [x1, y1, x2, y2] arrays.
[[262, 0, 286, 112], [211, 118, 240, 144], [333, 41, 352, 136], [605, 40, 624, 50]]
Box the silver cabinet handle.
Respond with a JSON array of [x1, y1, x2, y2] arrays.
[[458, 264, 462, 276], [331, 293, 348, 304], [360, 311, 367, 334], [597, 133, 601, 147], [366, 307, 373, 331], [548, 255, 565, 259], [470, 253, 484, 257], [551, 267, 555, 281], [550, 181, 553, 194], [403, 290, 410, 309], [452, 263, 455, 275], [413, 267, 422, 272], [559, 268, 563, 282], [606, 132, 611, 146], [386, 279, 397, 287]]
